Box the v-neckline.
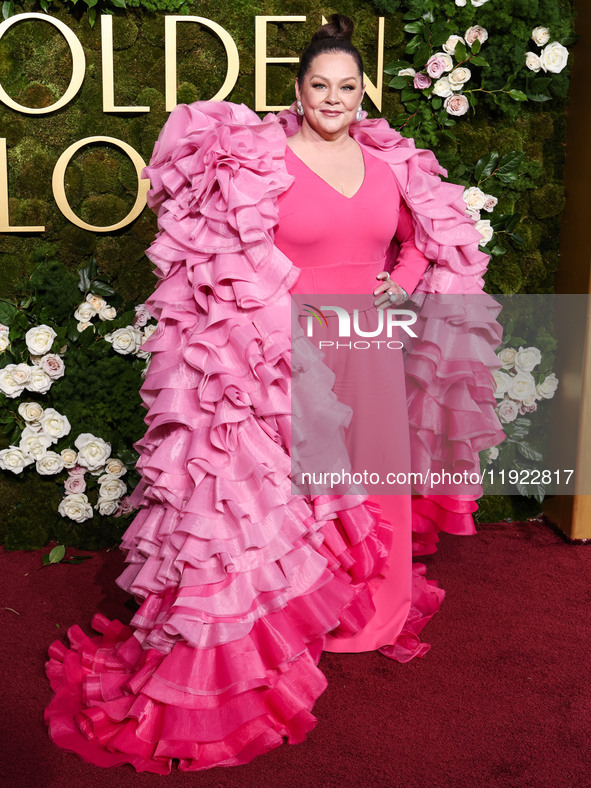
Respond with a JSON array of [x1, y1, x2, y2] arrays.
[[286, 143, 367, 200]]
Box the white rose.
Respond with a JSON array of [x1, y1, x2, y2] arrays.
[[143, 324, 157, 341], [496, 397, 520, 424], [0, 331, 9, 352], [507, 372, 537, 402], [493, 370, 509, 399], [514, 346, 542, 373], [97, 474, 127, 501], [443, 35, 465, 56], [0, 366, 25, 398], [40, 407, 71, 441], [498, 347, 517, 370], [432, 77, 453, 98], [536, 372, 559, 400], [471, 0, 490, 6], [77, 321, 94, 333], [58, 493, 94, 523], [467, 209, 480, 222], [60, 447, 78, 468], [12, 363, 32, 385], [86, 293, 106, 312], [522, 394, 537, 408], [18, 401, 44, 423], [465, 25, 489, 45], [105, 457, 127, 478], [40, 353, 65, 380], [25, 325, 56, 356], [525, 52, 542, 73], [532, 26, 550, 46], [397, 68, 416, 77], [444, 93, 469, 116], [540, 42, 569, 74], [0, 446, 34, 473], [25, 367, 52, 394], [448, 67, 471, 89], [19, 426, 53, 459], [487, 446, 499, 464], [0, 324, 8, 336], [483, 194, 498, 213], [98, 304, 117, 321], [475, 219, 494, 246], [455, 0, 466, 6], [95, 497, 119, 516], [463, 186, 487, 212], [105, 326, 142, 356], [36, 450, 65, 476], [75, 432, 111, 471], [74, 301, 97, 322]]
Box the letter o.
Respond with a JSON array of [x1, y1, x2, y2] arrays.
[[0, 13, 85, 114], [52, 137, 150, 232]]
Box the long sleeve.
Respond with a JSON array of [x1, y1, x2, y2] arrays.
[[389, 198, 431, 295]]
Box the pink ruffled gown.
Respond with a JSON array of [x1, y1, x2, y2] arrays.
[[43, 100, 503, 773]]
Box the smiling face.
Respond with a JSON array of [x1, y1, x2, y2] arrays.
[[295, 51, 365, 140]]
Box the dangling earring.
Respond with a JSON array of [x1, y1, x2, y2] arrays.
[[296, 100, 304, 116], [356, 105, 363, 122]]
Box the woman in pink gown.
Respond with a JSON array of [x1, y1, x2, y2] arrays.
[[44, 15, 502, 772]]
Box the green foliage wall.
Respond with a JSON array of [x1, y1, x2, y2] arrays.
[[0, 0, 577, 546]]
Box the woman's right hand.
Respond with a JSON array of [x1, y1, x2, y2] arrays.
[[373, 271, 408, 310]]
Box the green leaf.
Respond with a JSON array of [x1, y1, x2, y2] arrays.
[[110, 0, 126, 7], [42, 554, 51, 567], [491, 245, 507, 256], [509, 89, 528, 102], [413, 43, 431, 69], [401, 88, 418, 104], [431, 96, 442, 110], [78, 266, 91, 293], [517, 443, 543, 462], [454, 42, 467, 63], [402, 11, 420, 20], [510, 233, 525, 246], [389, 76, 410, 90], [405, 35, 422, 54], [498, 151, 524, 176], [474, 151, 499, 182], [469, 56, 489, 68], [0, 301, 18, 325], [384, 60, 413, 75], [404, 22, 423, 34], [527, 92, 552, 103], [90, 280, 116, 297], [88, 5, 97, 25], [471, 39, 481, 55], [48, 545, 66, 564]]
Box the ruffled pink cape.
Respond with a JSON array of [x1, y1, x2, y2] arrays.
[[44, 101, 503, 773]]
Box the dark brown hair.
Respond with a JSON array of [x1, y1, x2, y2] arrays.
[[297, 14, 364, 84]]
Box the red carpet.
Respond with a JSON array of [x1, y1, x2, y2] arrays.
[[2, 520, 590, 788]]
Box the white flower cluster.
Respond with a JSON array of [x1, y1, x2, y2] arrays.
[[75, 293, 117, 333], [462, 186, 498, 246], [455, 1, 490, 6], [400, 25, 489, 119], [0, 324, 65, 398], [493, 346, 559, 425], [0, 403, 71, 475], [58, 434, 128, 523], [105, 304, 156, 362], [525, 28, 569, 74]]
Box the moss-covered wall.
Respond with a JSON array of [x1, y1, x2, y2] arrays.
[[0, 1, 577, 545]]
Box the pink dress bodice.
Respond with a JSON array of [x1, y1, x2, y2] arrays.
[[274, 143, 430, 295]]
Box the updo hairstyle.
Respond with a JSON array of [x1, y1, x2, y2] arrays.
[[297, 14, 364, 84]]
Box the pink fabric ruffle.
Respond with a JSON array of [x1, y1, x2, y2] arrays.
[[45, 101, 395, 773]]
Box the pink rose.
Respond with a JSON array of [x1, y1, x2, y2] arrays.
[[519, 403, 538, 415], [483, 195, 498, 213], [444, 94, 470, 116], [413, 73, 432, 90], [65, 474, 86, 494], [426, 55, 449, 79], [465, 25, 488, 46], [40, 353, 65, 380], [133, 304, 151, 328], [69, 464, 86, 477], [114, 495, 135, 516]]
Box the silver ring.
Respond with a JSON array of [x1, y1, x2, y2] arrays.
[[388, 291, 398, 303]]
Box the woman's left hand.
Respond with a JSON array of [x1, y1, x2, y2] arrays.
[[373, 271, 408, 310]]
